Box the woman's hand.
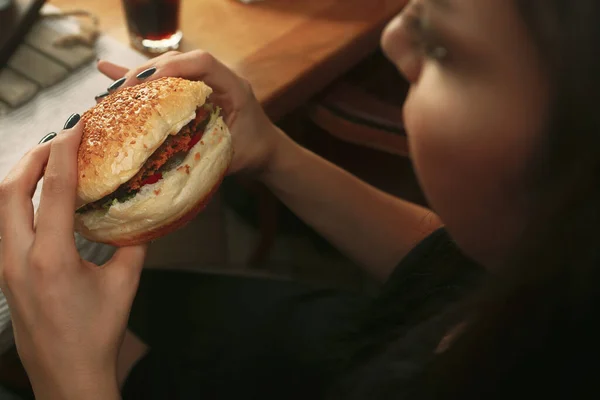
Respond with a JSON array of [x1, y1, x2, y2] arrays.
[[0, 121, 146, 400], [96, 50, 286, 176]]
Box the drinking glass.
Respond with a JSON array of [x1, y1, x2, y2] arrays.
[[121, 0, 182, 54]]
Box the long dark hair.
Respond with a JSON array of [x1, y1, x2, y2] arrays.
[[429, 1, 600, 397], [334, 1, 600, 398]]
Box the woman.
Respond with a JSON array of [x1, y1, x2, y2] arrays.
[[1, 0, 599, 398]]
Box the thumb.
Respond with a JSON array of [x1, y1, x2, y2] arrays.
[[103, 244, 147, 288]]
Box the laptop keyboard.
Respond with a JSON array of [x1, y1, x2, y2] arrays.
[[0, 19, 96, 113]]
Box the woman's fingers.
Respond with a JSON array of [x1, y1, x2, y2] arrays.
[[96, 54, 176, 99], [104, 245, 147, 296], [35, 120, 84, 250], [97, 50, 248, 102], [98, 51, 181, 92], [0, 142, 53, 244], [152, 51, 247, 98], [105, 245, 146, 273], [0, 142, 53, 287], [97, 60, 129, 80]]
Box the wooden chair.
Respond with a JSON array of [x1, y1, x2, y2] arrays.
[[307, 50, 409, 157], [308, 81, 408, 156]]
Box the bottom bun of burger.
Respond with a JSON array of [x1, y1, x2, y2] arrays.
[[75, 116, 233, 246]]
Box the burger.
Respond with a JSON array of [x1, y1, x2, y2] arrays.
[[74, 77, 233, 246]]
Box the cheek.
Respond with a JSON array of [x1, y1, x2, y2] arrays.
[[404, 78, 496, 204], [404, 88, 482, 227], [403, 75, 545, 262]]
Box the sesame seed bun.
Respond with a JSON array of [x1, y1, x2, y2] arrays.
[[74, 77, 233, 246], [77, 77, 212, 205]]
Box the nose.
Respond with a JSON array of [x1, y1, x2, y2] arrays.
[[381, 9, 422, 83]]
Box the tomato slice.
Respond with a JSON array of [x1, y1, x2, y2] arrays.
[[140, 172, 163, 187], [187, 132, 203, 151], [193, 107, 209, 125]]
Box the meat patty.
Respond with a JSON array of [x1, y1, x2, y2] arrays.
[[77, 105, 212, 213], [121, 106, 211, 192]]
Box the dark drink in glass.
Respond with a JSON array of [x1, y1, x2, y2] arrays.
[[121, 0, 182, 53]]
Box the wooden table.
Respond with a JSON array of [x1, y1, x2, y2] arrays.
[[50, 0, 407, 121]]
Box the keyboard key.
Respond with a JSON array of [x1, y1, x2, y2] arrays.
[[7, 44, 70, 88], [25, 23, 95, 70], [0, 68, 38, 107]]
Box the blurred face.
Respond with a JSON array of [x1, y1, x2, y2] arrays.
[[382, 0, 550, 266]]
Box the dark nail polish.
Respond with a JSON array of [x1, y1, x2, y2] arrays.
[[136, 67, 156, 80], [64, 113, 81, 130], [39, 132, 57, 144], [107, 77, 126, 92], [95, 91, 110, 100]]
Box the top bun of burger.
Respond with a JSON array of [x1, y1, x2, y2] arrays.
[[74, 77, 233, 246], [77, 77, 212, 204]]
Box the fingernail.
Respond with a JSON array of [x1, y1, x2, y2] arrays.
[[95, 91, 110, 100], [39, 132, 57, 144], [107, 77, 126, 92], [64, 113, 81, 130], [136, 67, 156, 80]]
